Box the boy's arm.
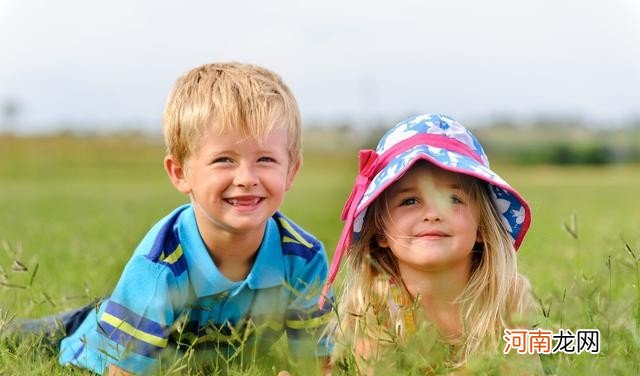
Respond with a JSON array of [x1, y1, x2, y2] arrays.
[[284, 239, 334, 359], [59, 254, 187, 374]]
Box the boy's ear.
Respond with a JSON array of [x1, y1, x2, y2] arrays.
[[285, 159, 301, 191], [164, 155, 192, 195]]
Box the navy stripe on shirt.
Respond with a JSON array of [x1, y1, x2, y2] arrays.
[[103, 300, 167, 338], [98, 320, 165, 357], [282, 241, 317, 262], [144, 209, 188, 276]]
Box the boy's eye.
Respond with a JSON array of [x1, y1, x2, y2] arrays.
[[400, 197, 418, 206], [212, 157, 232, 164], [258, 156, 276, 163]]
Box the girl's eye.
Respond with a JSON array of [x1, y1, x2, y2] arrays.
[[400, 197, 418, 206], [258, 156, 276, 163], [450, 195, 464, 204]]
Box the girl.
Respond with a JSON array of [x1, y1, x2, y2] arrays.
[[321, 114, 536, 372]]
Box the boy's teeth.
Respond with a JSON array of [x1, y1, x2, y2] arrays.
[[228, 198, 260, 206]]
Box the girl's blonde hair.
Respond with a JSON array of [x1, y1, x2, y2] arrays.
[[329, 163, 535, 367], [163, 62, 301, 166]]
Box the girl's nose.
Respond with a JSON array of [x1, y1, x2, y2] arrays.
[[422, 199, 443, 222]]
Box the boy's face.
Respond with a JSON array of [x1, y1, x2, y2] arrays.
[[165, 126, 299, 236]]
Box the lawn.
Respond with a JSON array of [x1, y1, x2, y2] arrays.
[[1, 135, 639, 374]]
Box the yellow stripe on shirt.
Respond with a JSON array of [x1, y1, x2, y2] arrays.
[[162, 245, 183, 264], [101, 312, 168, 348], [282, 235, 301, 245], [278, 218, 313, 248]]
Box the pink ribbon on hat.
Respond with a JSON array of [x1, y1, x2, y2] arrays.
[[318, 134, 484, 307]]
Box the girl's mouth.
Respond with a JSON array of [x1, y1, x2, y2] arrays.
[[415, 230, 449, 240]]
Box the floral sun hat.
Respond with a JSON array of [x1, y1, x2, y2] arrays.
[[321, 114, 531, 300]]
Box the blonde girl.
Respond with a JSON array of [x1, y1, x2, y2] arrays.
[[321, 114, 536, 371]]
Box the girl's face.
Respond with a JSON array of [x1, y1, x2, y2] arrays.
[[378, 162, 481, 274]]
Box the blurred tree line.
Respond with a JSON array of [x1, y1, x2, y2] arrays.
[[3, 109, 639, 166], [1, 97, 21, 133], [473, 122, 640, 165], [304, 118, 640, 166], [488, 142, 639, 165]]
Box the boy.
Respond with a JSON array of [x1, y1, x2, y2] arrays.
[[55, 62, 333, 374]]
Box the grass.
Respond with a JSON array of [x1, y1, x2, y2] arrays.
[[1, 134, 640, 374]]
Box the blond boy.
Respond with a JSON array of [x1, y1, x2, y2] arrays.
[[56, 63, 333, 374]]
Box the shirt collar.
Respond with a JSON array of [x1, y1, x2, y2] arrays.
[[246, 215, 285, 289], [178, 205, 284, 298]]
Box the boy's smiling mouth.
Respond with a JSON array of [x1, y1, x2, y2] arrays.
[[223, 196, 265, 207]]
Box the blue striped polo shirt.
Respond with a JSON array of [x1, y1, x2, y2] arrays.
[[58, 204, 333, 374]]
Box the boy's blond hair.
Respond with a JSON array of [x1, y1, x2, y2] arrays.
[[163, 62, 301, 166]]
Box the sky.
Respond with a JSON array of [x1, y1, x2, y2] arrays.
[[1, 0, 639, 133]]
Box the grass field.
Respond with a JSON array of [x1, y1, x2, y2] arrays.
[[1, 134, 639, 374]]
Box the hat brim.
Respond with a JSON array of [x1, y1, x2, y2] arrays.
[[353, 145, 531, 250]]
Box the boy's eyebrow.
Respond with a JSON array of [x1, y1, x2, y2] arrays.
[[254, 148, 277, 154], [205, 148, 238, 155]]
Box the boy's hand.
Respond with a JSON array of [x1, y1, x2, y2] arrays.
[[320, 356, 332, 375], [108, 363, 132, 376], [277, 356, 332, 376]]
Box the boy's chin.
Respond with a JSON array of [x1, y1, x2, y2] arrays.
[[223, 211, 274, 229], [225, 219, 271, 234]]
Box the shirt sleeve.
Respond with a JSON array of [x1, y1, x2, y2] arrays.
[[284, 240, 334, 358], [59, 254, 188, 374]]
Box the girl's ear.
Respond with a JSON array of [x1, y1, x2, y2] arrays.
[[376, 234, 389, 249], [164, 155, 192, 195], [475, 228, 484, 244]]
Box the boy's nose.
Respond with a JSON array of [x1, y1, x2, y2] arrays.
[[234, 164, 259, 187]]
